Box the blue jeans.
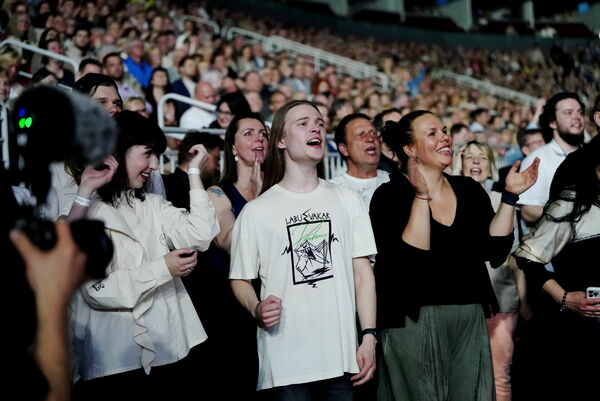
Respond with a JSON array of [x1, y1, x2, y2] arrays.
[[267, 374, 353, 401]]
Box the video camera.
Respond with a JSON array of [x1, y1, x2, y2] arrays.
[[10, 85, 116, 279]]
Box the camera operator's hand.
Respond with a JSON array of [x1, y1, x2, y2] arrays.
[[78, 156, 119, 199], [10, 221, 87, 401], [164, 249, 197, 278]]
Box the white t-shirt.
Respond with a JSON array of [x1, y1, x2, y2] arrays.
[[229, 179, 377, 390], [518, 139, 567, 207], [330, 169, 390, 207]]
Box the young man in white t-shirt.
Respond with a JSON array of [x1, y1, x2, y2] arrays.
[[230, 100, 377, 400], [330, 113, 390, 207]]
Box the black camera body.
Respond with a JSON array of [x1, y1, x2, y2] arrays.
[[9, 86, 117, 279]]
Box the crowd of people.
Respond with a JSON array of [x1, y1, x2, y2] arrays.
[[2, 1, 600, 401]]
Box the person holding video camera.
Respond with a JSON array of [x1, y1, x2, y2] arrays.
[[68, 111, 219, 400], [513, 134, 600, 399]]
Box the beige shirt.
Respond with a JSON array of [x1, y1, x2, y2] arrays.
[[70, 189, 219, 381]]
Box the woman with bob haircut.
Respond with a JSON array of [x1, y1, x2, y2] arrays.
[[68, 111, 219, 400]]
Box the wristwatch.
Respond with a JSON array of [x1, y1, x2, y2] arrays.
[[360, 328, 378, 340]]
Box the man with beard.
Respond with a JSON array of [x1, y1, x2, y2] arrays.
[[331, 113, 390, 207], [518, 92, 585, 223]]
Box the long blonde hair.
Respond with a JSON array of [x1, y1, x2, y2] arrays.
[[261, 100, 321, 194]]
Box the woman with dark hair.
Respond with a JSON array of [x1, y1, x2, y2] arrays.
[[513, 135, 600, 399], [145, 67, 173, 123], [209, 91, 252, 129], [68, 111, 219, 400], [370, 111, 539, 401]]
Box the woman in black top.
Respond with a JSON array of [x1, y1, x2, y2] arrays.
[[370, 110, 539, 401], [513, 135, 600, 399]]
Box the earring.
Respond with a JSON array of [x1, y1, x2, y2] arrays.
[[234, 155, 239, 162]]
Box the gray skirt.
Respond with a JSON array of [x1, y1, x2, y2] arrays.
[[378, 304, 495, 401]]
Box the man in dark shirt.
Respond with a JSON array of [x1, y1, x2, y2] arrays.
[[162, 131, 223, 209]]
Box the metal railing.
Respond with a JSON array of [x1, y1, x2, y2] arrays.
[[226, 27, 389, 92], [0, 38, 79, 74], [1, 103, 8, 169], [157, 93, 216, 129], [181, 15, 221, 35], [433, 70, 538, 105]]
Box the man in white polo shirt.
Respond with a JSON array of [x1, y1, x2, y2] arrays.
[[518, 92, 585, 224]]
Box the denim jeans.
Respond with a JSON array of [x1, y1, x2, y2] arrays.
[[267, 374, 353, 401]]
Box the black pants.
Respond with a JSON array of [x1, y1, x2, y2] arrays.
[[73, 344, 209, 401]]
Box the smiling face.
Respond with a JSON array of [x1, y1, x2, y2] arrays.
[[405, 113, 452, 170], [278, 104, 326, 164], [232, 118, 268, 165], [125, 145, 158, 189], [339, 117, 381, 170], [461, 143, 491, 184], [217, 102, 234, 128]]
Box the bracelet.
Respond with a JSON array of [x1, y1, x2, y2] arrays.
[[74, 195, 91, 207], [415, 194, 432, 201], [501, 189, 519, 206], [360, 328, 378, 340], [187, 168, 201, 175], [560, 290, 569, 312]]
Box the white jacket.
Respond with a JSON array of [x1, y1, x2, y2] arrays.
[[70, 189, 219, 381]]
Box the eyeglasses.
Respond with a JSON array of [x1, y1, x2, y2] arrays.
[[354, 129, 381, 139]]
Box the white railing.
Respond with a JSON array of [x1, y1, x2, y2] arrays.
[[433, 70, 538, 105], [0, 38, 79, 74], [157, 92, 216, 130], [1, 103, 8, 169], [181, 15, 221, 35], [225, 27, 389, 92]]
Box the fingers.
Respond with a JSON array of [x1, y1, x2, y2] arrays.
[[351, 356, 376, 386], [258, 295, 283, 328], [9, 228, 36, 262], [510, 159, 521, 172]]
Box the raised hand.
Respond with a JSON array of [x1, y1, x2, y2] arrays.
[[79, 156, 118, 197], [505, 157, 540, 195], [250, 153, 264, 196], [406, 156, 430, 198], [164, 249, 197, 278], [188, 144, 209, 170]]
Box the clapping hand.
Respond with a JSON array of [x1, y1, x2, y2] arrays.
[[406, 156, 430, 198]]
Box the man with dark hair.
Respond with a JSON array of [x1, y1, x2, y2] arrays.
[[66, 25, 94, 65], [162, 131, 223, 208], [492, 127, 545, 193], [450, 123, 473, 148], [518, 92, 585, 223], [171, 55, 199, 114], [77, 58, 102, 79], [102, 51, 143, 100], [331, 113, 389, 206], [469, 108, 489, 133]]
